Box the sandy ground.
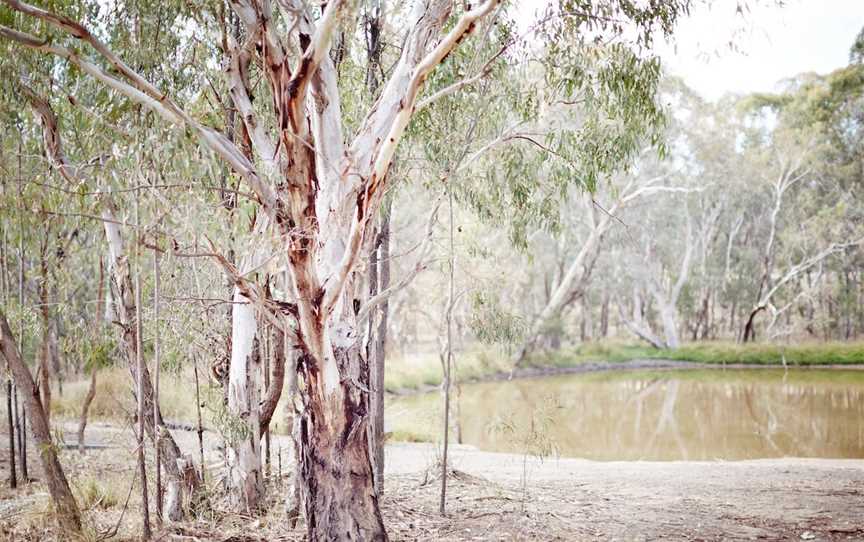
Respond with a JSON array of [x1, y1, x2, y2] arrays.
[[0, 421, 863, 541]]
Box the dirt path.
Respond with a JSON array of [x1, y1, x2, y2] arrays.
[[389, 443, 864, 540], [1, 422, 862, 540]]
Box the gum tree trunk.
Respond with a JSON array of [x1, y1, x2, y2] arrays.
[[18, 79, 198, 519], [78, 257, 104, 453], [371, 206, 390, 493], [296, 315, 386, 540], [76, 370, 97, 452], [0, 311, 81, 533], [38, 249, 51, 427], [6, 379, 16, 488]]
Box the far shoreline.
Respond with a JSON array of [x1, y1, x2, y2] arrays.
[[387, 357, 864, 396]]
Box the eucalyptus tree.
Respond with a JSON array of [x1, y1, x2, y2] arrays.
[[0, 0, 693, 537], [14, 80, 205, 520], [0, 311, 81, 533], [737, 67, 864, 342], [515, 160, 700, 358], [620, 205, 693, 349]]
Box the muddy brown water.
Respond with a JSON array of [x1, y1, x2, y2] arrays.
[[388, 368, 864, 460]]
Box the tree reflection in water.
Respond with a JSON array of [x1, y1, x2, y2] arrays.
[[389, 369, 864, 460]]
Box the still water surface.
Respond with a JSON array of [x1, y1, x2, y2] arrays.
[[388, 369, 864, 460]]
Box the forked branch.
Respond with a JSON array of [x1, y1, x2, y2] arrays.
[[323, 0, 501, 313]]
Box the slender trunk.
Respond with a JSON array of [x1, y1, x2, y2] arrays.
[[16, 139, 27, 482], [440, 188, 456, 516], [39, 248, 52, 428], [0, 225, 8, 305], [78, 257, 104, 454], [453, 375, 463, 445], [263, 325, 271, 477], [193, 359, 205, 484], [50, 318, 62, 398], [13, 384, 24, 481], [153, 250, 163, 525], [284, 348, 301, 528], [599, 294, 609, 338], [692, 292, 709, 341], [6, 378, 16, 488], [366, 222, 381, 488], [729, 299, 737, 335], [368, 200, 391, 495], [0, 312, 81, 532], [18, 391, 27, 481], [103, 204, 198, 520], [658, 300, 680, 349], [845, 270, 852, 340], [702, 291, 713, 340], [76, 370, 97, 453], [258, 323, 285, 434], [134, 199, 152, 541], [742, 306, 764, 343]]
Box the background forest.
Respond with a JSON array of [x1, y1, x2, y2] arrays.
[[0, 0, 862, 540]]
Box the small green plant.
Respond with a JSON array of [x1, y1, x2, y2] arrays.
[[487, 394, 562, 508]]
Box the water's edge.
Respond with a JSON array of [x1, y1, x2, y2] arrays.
[[388, 358, 864, 396]]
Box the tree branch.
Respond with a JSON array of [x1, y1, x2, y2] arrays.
[[369, 0, 501, 184], [18, 80, 80, 183], [324, 0, 500, 314], [0, 19, 280, 223], [5, 0, 174, 108], [206, 239, 300, 344]]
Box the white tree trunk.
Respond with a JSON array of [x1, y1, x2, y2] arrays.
[[657, 300, 680, 350], [226, 287, 263, 511], [517, 205, 612, 362]]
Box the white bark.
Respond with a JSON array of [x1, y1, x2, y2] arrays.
[[617, 288, 665, 349], [226, 287, 263, 512], [643, 218, 692, 349]]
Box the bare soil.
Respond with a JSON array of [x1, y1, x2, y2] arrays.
[[0, 422, 862, 541]]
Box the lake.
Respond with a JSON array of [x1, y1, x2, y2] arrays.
[[387, 368, 864, 460]]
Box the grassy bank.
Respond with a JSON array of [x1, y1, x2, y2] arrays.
[[385, 340, 864, 392], [537, 340, 864, 366]]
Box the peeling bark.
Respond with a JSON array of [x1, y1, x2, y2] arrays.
[[297, 336, 386, 541]]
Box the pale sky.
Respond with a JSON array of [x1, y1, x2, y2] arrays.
[[657, 0, 864, 100], [519, 0, 864, 101]]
